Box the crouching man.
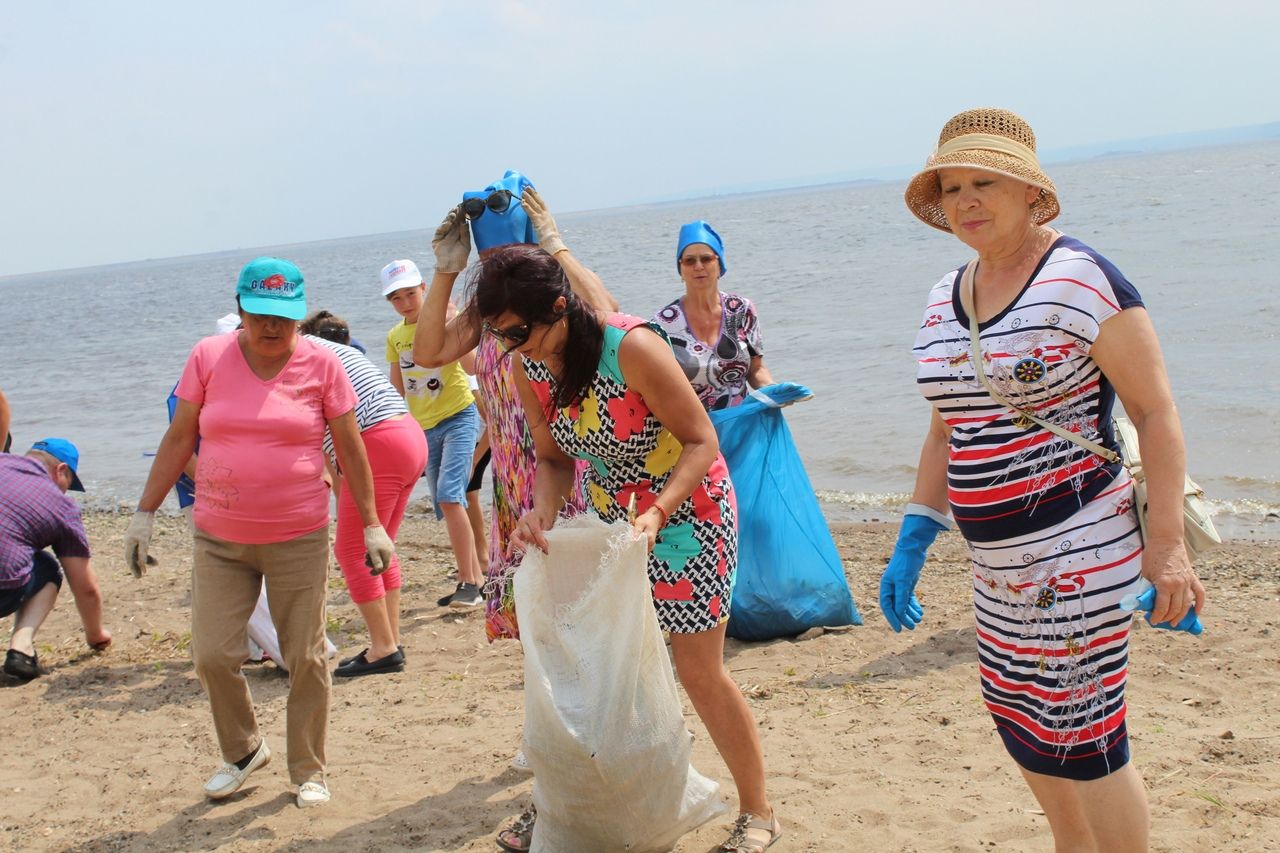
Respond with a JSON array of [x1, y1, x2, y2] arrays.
[[1, 438, 111, 680]]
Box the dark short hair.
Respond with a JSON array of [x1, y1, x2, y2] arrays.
[[300, 310, 351, 346]]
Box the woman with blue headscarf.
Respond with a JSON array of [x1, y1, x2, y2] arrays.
[[651, 222, 774, 411]]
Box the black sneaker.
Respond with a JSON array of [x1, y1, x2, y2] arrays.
[[3, 649, 42, 681], [437, 582, 463, 607], [334, 648, 405, 678], [449, 582, 483, 608]]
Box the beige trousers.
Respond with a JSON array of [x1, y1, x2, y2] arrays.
[[191, 525, 330, 784]]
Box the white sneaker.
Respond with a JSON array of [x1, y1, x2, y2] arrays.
[[510, 749, 533, 775], [203, 740, 271, 799], [296, 776, 331, 808]]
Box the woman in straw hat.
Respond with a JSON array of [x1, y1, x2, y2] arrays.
[[883, 108, 1206, 849]]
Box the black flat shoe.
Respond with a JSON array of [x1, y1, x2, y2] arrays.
[[3, 649, 42, 681], [334, 648, 405, 678], [337, 645, 404, 668]]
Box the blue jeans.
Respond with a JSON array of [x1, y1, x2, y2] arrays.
[[0, 551, 63, 618], [425, 403, 483, 521]]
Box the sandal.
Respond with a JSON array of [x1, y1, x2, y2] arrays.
[[496, 805, 536, 852], [721, 811, 782, 853]]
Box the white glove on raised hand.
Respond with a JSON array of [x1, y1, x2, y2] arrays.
[[520, 187, 567, 256], [124, 511, 156, 578], [363, 524, 396, 576], [432, 205, 472, 273]]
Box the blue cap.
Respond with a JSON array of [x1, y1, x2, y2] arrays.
[[31, 437, 84, 491], [236, 257, 307, 320], [676, 220, 726, 276], [464, 170, 536, 251]]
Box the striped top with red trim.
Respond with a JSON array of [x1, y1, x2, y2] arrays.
[[912, 236, 1144, 543]]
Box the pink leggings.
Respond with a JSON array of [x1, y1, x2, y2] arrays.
[[336, 416, 428, 604]]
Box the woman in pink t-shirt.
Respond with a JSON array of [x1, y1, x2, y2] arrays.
[[125, 257, 394, 810]]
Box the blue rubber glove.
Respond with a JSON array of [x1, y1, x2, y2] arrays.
[[1120, 579, 1204, 635], [879, 505, 950, 632]]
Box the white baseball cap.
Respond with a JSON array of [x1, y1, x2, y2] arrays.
[[379, 259, 423, 297]]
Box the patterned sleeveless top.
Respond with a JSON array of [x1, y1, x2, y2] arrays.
[[523, 313, 737, 633]]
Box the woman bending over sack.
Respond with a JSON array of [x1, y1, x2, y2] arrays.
[[473, 245, 780, 853]]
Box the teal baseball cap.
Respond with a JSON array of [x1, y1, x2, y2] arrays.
[[236, 257, 307, 320], [30, 437, 84, 491]]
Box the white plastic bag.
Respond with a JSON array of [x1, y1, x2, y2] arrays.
[[247, 585, 338, 667], [515, 516, 726, 852]]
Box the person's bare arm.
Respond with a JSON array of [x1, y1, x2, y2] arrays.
[[746, 356, 775, 389], [59, 555, 111, 650], [389, 360, 406, 396], [328, 411, 378, 527], [1092, 306, 1204, 625], [0, 388, 10, 445], [555, 250, 618, 312], [413, 271, 483, 368], [617, 327, 718, 547], [909, 409, 952, 513], [138, 400, 201, 512]]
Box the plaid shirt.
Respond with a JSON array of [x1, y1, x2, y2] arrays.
[[0, 454, 91, 588]]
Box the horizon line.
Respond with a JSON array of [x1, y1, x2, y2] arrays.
[[3, 122, 1277, 282]]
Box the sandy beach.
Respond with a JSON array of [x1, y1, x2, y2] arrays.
[[1, 509, 1276, 852]]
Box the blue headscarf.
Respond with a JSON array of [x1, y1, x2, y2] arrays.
[[464, 170, 537, 251], [676, 220, 727, 276]]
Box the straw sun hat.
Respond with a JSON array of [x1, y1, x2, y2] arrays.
[[904, 107, 1060, 232]]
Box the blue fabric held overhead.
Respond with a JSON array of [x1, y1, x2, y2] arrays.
[[710, 382, 861, 640], [464, 169, 537, 251]]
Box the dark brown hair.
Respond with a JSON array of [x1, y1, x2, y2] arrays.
[[299, 310, 351, 346], [466, 245, 603, 410]]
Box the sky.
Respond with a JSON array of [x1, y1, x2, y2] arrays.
[[2, 0, 1277, 277]]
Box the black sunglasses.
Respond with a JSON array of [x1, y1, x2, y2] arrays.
[[462, 189, 515, 220], [482, 320, 533, 349]]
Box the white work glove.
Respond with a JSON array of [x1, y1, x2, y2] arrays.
[[363, 524, 396, 576], [124, 511, 156, 578], [521, 187, 567, 256], [432, 205, 472, 273]]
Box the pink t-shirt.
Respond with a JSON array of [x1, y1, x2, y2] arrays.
[[176, 332, 356, 544]]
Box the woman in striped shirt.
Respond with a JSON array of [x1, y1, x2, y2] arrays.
[[302, 311, 428, 678], [883, 109, 1206, 851]]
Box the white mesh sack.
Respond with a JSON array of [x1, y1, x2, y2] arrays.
[[515, 515, 727, 852]]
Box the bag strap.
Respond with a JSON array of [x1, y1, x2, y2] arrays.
[[958, 260, 1122, 466]]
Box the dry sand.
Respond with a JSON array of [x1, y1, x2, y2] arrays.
[[1, 509, 1277, 852]]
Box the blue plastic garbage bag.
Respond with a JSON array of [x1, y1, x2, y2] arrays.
[[710, 383, 861, 640]]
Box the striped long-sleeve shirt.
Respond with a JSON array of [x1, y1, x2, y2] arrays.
[[305, 335, 408, 465]]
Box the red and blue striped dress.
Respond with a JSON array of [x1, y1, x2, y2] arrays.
[[913, 236, 1146, 780]]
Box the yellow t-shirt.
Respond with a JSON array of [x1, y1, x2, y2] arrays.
[[385, 321, 474, 430]]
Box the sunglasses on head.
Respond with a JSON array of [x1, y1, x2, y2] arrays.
[[462, 189, 516, 220], [680, 252, 719, 268], [482, 319, 533, 349]]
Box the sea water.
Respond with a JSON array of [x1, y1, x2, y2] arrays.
[[2, 141, 1276, 538]]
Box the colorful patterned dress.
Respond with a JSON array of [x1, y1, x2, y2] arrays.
[[913, 236, 1145, 780], [475, 335, 585, 641], [651, 292, 763, 411], [523, 314, 737, 634]]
